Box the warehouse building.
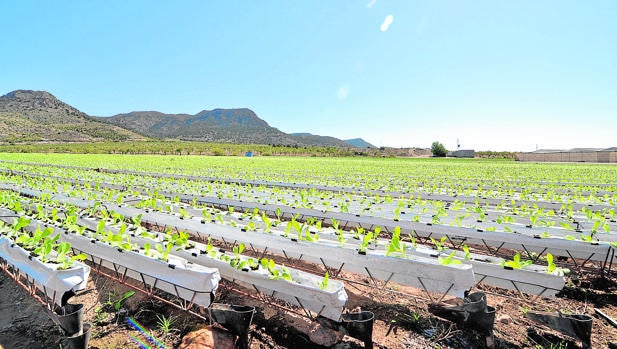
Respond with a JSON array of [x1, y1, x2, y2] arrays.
[[516, 147, 617, 163]]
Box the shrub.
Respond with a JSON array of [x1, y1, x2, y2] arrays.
[[431, 141, 447, 157]]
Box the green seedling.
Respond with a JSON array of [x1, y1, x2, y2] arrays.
[[157, 243, 173, 262], [202, 209, 212, 223], [167, 230, 194, 250], [111, 211, 124, 225], [203, 237, 217, 257], [463, 245, 471, 260], [94, 220, 106, 238], [430, 236, 448, 251], [331, 218, 339, 231], [260, 258, 293, 282], [230, 243, 246, 269], [9, 216, 31, 239], [261, 212, 272, 233], [130, 214, 142, 227], [114, 290, 136, 311], [24, 226, 54, 251], [246, 221, 256, 232], [319, 271, 329, 290], [358, 232, 373, 254], [143, 242, 153, 257], [34, 234, 59, 263], [502, 253, 532, 269], [386, 226, 407, 257], [55, 242, 87, 270], [546, 253, 556, 273], [438, 251, 462, 266], [178, 207, 190, 219], [336, 227, 346, 247], [156, 314, 178, 334]]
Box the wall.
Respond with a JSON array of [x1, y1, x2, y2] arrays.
[[517, 151, 616, 163]]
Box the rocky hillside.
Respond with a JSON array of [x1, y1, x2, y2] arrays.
[[99, 109, 302, 145], [0, 90, 144, 142], [0, 89, 371, 147], [100, 111, 374, 148], [289, 133, 351, 147]]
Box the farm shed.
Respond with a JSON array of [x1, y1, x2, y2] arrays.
[[516, 147, 617, 163], [449, 149, 475, 158]]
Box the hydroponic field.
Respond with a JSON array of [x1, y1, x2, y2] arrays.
[[0, 153, 615, 349]]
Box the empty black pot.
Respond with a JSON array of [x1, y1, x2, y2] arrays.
[[65, 322, 91, 349], [341, 311, 374, 349], [210, 303, 255, 349], [55, 303, 84, 336]]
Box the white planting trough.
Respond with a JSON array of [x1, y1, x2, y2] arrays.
[[0, 237, 90, 307]]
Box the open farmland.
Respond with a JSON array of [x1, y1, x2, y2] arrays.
[[0, 154, 615, 349]]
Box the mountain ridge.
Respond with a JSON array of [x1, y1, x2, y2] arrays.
[[344, 138, 376, 148], [0, 90, 144, 142], [99, 109, 300, 145], [0, 89, 371, 147], [289, 133, 375, 148]]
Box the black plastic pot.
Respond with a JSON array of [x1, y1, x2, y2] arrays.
[[429, 292, 495, 335], [465, 292, 489, 313], [467, 305, 496, 335], [526, 311, 593, 348], [55, 303, 84, 336], [210, 303, 255, 349], [341, 311, 374, 349], [65, 323, 91, 349]]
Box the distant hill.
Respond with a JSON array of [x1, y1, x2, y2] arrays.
[[99, 109, 303, 146], [289, 133, 376, 148], [100, 112, 369, 148], [0, 89, 371, 147], [344, 138, 376, 148], [0, 90, 144, 142], [289, 133, 351, 147]]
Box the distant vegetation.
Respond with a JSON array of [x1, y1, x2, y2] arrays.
[[0, 141, 376, 156], [431, 141, 447, 157], [0, 141, 439, 158], [475, 151, 518, 160]]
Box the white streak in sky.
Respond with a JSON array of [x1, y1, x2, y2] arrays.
[[380, 15, 393, 32], [367, 0, 377, 8]]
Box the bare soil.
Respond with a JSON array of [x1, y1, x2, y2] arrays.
[[1, 257, 616, 349]]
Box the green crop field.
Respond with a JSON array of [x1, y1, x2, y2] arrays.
[[0, 153, 615, 348]]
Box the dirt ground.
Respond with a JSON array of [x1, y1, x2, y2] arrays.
[[0, 271, 64, 349], [1, 259, 616, 349]]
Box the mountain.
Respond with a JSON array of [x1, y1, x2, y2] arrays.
[[99, 109, 303, 146], [344, 138, 376, 148], [0, 89, 370, 147], [289, 134, 376, 148], [100, 111, 368, 147], [289, 133, 351, 147], [0, 90, 144, 142]]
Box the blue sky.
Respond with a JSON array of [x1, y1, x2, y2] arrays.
[[1, 1, 615, 151]]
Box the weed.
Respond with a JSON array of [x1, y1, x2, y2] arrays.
[[156, 314, 178, 334]]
